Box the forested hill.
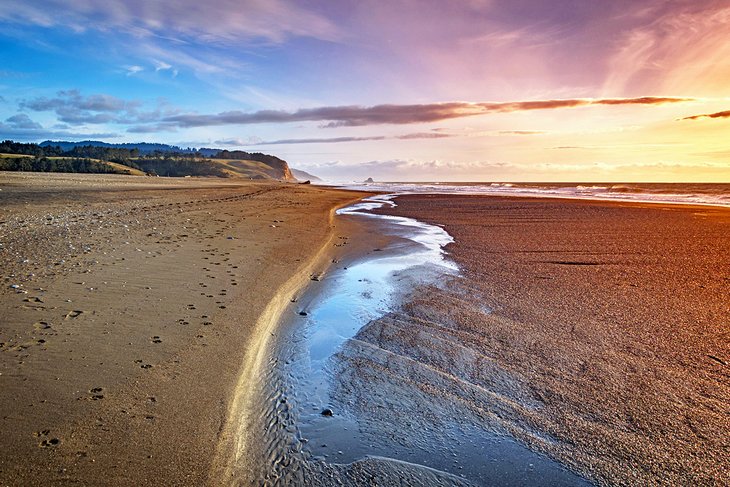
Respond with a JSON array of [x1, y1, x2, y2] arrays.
[[0, 140, 298, 180], [39, 140, 219, 156]]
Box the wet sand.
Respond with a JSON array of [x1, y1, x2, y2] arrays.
[[0, 172, 369, 485], [257, 196, 588, 486], [367, 195, 729, 485]]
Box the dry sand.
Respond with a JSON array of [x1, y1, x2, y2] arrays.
[[361, 195, 729, 485], [0, 172, 369, 486]]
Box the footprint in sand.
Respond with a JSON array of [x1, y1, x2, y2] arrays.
[[35, 430, 61, 448], [89, 387, 105, 400], [64, 310, 83, 320], [32, 321, 53, 331]]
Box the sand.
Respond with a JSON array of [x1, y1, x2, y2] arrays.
[[0, 172, 369, 486], [363, 195, 729, 485], [3, 176, 728, 486]]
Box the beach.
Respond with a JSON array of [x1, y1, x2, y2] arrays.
[[2, 174, 728, 486], [355, 194, 728, 485], [0, 172, 369, 485]]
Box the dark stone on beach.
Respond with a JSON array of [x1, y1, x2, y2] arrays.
[[299, 311, 308, 316], [321, 408, 334, 417]]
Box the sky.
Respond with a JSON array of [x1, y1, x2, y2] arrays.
[[1, 0, 729, 182]]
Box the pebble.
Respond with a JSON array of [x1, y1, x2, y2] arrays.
[[321, 408, 334, 417]]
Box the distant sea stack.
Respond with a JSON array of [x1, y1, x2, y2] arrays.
[[364, 177, 375, 183]]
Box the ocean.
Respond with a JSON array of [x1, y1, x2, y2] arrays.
[[333, 182, 730, 207]]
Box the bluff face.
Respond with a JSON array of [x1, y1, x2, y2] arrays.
[[215, 150, 295, 181]]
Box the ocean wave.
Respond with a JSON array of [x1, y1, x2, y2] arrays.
[[334, 182, 730, 208]]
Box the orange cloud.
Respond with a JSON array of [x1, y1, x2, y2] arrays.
[[681, 109, 730, 121], [163, 96, 692, 128]]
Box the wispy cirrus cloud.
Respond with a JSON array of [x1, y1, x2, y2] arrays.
[[153, 60, 178, 77], [161, 96, 692, 129], [0, 0, 339, 44], [681, 109, 730, 120], [125, 65, 144, 76], [603, 1, 730, 97]]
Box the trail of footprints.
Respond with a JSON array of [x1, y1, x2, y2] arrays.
[[4, 187, 288, 453]]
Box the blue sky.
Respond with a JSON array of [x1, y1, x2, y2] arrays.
[[1, 0, 729, 181]]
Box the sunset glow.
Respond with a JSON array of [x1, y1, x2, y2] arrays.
[[1, 0, 729, 181]]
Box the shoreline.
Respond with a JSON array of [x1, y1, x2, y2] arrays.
[[208, 195, 380, 484], [332, 182, 730, 209]]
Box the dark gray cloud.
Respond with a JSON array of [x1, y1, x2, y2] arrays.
[[0, 121, 118, 140], [21, 90, 182, 127], [162, 97, 692, 128], [5, 113, 42, 130], [21, 90, 141, 125], [22, 89, 137, 112], [2, 106, 121, 138], [681, 109, 730, 120]]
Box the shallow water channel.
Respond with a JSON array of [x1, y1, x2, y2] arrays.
[[277, 195, 590, 485]]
